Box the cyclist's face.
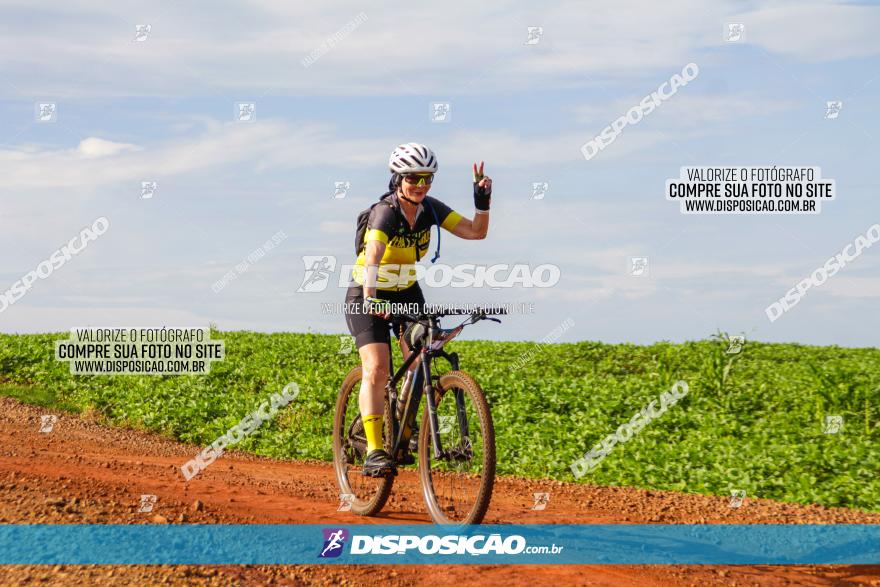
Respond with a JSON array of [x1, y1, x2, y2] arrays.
[[400, 174, 431, 200]]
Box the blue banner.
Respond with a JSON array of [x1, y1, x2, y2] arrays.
[[0, 525, 877, 565]]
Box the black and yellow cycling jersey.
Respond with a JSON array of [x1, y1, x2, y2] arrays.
[[352, 193, 462, 291]]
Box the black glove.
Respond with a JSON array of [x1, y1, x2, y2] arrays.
[[364, 296, 391, 317], [472, 161, 491, 211]]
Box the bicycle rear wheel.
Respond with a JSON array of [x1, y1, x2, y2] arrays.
[[332, 366, 394, 516], [418, 370, 495, 525]]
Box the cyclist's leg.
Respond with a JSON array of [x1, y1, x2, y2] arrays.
[[396, 325, 415, 370], [395, 283, 426, 370], [357, 341, 389, 424], [345, 284, 396, 474], [345, 287, 387, 435], [357, 340, 397, 477]]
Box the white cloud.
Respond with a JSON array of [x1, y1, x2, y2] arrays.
[[0, 122, 350, 190], [76, 137, 140, 158]]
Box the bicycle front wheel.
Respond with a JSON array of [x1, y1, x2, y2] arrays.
[[418, 370, 496, 525]]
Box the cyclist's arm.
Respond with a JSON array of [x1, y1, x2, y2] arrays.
[[431, 197, 489, 240], [362, 205, 396, 298], [362, 239, 386, 299], [447, 213, 488, 240]]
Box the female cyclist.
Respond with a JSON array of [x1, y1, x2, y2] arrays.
[[343, 142, 492, 477]]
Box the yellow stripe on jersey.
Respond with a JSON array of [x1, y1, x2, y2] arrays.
[[441, 211, 463, 231], [365, 228, 389, 245]]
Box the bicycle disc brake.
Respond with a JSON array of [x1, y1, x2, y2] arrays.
[[447, 436, 473, 462]]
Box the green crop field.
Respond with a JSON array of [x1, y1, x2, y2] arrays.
[[1, 331, 878, 511]]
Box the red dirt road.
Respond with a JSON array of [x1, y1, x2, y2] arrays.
[[1, 397, 878, 586]]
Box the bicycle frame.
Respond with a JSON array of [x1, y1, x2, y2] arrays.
[[386, 320, 464, 463]]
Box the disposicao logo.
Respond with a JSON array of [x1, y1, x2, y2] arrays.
[[319, 528, 349, 558]]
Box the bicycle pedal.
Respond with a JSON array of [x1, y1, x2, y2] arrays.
[[363, 466, 396, 478]]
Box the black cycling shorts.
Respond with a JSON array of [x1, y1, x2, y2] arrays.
[[344, 283, 426, 349]]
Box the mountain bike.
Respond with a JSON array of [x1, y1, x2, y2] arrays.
[[332, 306, 504, 525]]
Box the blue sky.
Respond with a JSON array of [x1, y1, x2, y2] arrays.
[[0, 0, 878, 346]]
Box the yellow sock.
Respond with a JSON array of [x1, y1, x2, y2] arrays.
[[362, 414, 384, 454]]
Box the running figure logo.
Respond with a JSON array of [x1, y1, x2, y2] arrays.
[[36, 103, 57, 122], [333, 181, 351, 199], [297, 255, 337, 292], [235, 102, 256, 122], [319, 528, 349, 558], [824, 101, 843, 120], [726, 335, 745, 355], [139, 494, 157, 513], [630, 256, 649, 277], [531, 182, 549, 200], [430, 102, 451, 123], [39, 415, 58, 433], [338, 335, 355, 355], [532, 492, 550, 510], [133, 24, 151, 42], [141, 181, 158, 199], [437, 415, 455, 434], [725, 23, 745, 42], [337, 493, 355, 512], [823, 415, 843, 434], [729, 489, 746, 508], [524, 26, 543, 45]]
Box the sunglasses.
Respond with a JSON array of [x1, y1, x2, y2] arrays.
[[402, 173, 435, 186]]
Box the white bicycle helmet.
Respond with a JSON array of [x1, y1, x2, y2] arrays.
[[388, 143, 438, 174]]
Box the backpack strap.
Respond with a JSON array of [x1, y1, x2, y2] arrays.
[[424, 199, 441, 263]]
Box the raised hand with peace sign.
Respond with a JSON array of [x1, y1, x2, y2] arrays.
[[473, 160, 492, 212]]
